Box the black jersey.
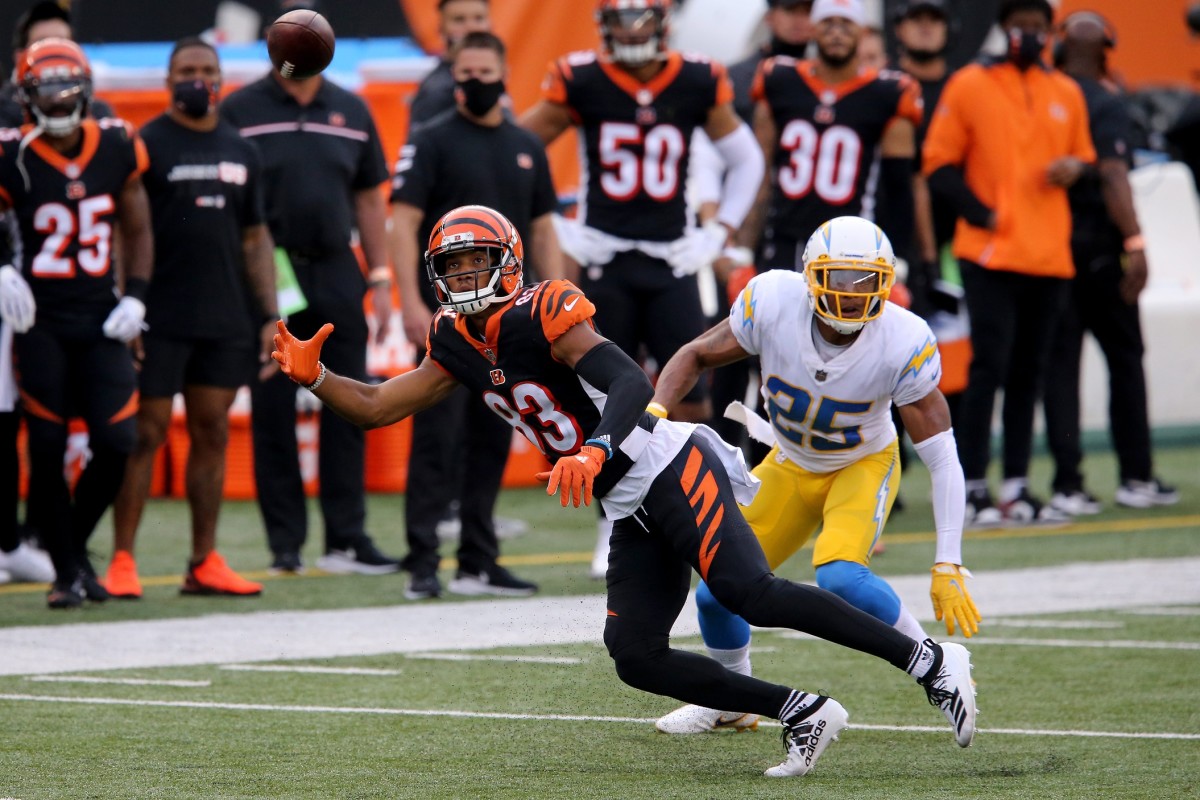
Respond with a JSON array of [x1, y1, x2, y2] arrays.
[[139, 114, 265, 340], [426, 279, 654, 497], [0, 118, 148, 330], [752, 57, 923, 248], [542, 51, 733, 242]]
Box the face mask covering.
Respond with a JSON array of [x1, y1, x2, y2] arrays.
[[457, 77, 505, 117], [1007, 29, 1046, 70], [172, 79, 217, 118]]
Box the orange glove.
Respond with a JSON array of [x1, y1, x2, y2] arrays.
[[536, 445, 607, 508], [272, 320, 334, 386]]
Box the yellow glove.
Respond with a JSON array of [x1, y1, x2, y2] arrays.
[[930, 563, 981, 638]]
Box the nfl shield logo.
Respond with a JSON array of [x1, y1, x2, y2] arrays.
[[636, 106, 657, 126], [484, 348, 497, 364], [815, 370, 827, 382]]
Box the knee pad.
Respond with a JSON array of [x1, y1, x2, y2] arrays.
[[815, 560, 902, 626], [695, 580, 751, 650]]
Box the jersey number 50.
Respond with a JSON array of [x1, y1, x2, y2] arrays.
[[31, 195, 115, 278], [778, 121, 862, 205], [599, 122, 685, 202]]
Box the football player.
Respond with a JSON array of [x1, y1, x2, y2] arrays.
[[272, 205, 977, 776], [0, 39, 153, 608], [520, 0, 764, 576], [649, 215, 980, 734], [743, 0, 923, 271]]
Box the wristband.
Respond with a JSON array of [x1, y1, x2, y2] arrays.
[[368, 266, 392, 286], [304, 362, 327, 392], [584, 436, 614, 461], [124, 276, 150, 302], [646, 402, 669, 419], [1123, 234, 1145, 253]]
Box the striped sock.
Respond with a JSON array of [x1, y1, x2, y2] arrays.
[[906, 638, 939, 681], [778, 690, 820, 724]]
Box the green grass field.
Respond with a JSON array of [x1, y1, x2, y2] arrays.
[[2, 444, 1199, 799]]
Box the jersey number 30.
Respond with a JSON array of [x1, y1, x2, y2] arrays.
[[778, 121, 862, 205], [31, 195, 115, 278], [599, 122, 685, 202]]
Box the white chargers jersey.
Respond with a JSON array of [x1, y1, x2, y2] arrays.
[[729, 270, 942, 473]]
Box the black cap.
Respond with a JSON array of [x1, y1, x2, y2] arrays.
[[767, 0, 814, 9], [895, 0, 949, 22]]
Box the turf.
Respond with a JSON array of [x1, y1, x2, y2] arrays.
[[1, 444, 1198, 798]]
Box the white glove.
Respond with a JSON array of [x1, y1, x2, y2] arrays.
[[0, 265, 36, 333], [102, 295, 146, 342], [667, 220, 728, 278]]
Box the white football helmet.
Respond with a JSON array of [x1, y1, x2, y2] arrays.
[[800, 216, 896, 335]]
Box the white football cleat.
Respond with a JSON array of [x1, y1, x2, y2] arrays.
[[0, 542, 56, 583], [655, 704, 759, 734], [919, 641, 977, 747], [764, 697, 849, 777]]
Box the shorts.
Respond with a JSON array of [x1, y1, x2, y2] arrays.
[[140, 334, 256, 398], [742, 439, 901, 569], [580, 249, 708, 404]]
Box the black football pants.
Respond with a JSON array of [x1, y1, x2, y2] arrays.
[[1044, 242, 1153, 489], [402, 385, 511, 577], [602, 433, 919, 719]]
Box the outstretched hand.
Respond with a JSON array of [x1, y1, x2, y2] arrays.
[[536, 445, 607, 508], [272, 320, 333, 386]]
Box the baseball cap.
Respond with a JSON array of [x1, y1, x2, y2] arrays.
[[810, 0, 866, 26], [895, 0, 949, 21]]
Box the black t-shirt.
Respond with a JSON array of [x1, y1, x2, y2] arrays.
[[0, 118, 147, 333], [1069, 76, 1133, 249], [139, 114, 265, 340], [541, 50, 732, 242], [407, 60, 456, 136], [390, 110, 558, 309], [219, 74, 389, 254]]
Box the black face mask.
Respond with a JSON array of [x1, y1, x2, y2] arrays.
[[905, 47, 945, 64], [172, 79, 217, 118], [769, 36, 809, 59], [457, 78, 505, 117], [1007, 29, 1046, 70]]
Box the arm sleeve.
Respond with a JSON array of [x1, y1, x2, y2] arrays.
[[912, 428, 966, 565], [688, 130, 724, 208], [927, 165, 993, 229], [573, 341, 654, 449], [712, 122, 765, 229]]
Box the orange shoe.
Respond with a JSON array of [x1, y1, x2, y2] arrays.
[[181, 552, 263, 596], [103, 550, 143, 599]]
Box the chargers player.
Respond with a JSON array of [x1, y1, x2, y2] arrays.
[[649, 216, 980, 734], [271, 205, 976, 776]]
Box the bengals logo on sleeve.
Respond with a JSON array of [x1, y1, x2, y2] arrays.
[[535, 280, 596, 343]]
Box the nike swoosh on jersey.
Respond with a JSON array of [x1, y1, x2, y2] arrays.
[[564, 297, 580, 311]]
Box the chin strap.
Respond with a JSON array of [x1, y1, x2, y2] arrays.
[[14, 123, 44, 192]]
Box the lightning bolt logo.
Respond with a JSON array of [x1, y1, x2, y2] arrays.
[[899, 337, 939, 383], [740, 282, 757, 329]]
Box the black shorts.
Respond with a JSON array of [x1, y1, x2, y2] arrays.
[[140, 334, 256, 398], [580, 249, 708, 404]]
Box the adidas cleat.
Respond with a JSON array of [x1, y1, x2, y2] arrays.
[[655, 704, 759, 734], [919, 640, 977, 747], [764, 697, 849, 777]]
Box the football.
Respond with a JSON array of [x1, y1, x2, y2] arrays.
[[266, 10, 335, 80]]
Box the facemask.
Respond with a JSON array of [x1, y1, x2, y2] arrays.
[[457, 78, 505, 117], [172, 79, 217, 119], [1007, 29, 1046, 70]]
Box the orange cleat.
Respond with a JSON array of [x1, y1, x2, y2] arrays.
[[103, 550, 143, 599], [181, 552, 263, 596]]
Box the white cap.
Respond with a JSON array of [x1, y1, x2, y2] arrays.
[[810, 0, 866, 26]]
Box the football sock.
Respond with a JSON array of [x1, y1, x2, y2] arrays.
[[778, 690, 820, 724], [965, 478, 989, 496], [892, 605, 929, 643], [706, 644, 752, 676], [906, 639, 939, 681]]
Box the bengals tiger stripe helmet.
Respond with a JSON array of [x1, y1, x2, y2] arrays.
[[425, 205, 524, 315], [16, 38, 93, 138], [597, 0, 673, 66], [801, 216, 896, 335]]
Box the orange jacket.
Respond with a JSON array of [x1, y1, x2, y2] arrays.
[[922, 61, 1095, 277]]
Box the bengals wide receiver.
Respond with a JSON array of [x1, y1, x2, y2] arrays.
[[271, 204, 977, 777]]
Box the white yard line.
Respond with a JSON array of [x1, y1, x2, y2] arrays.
[[404, 653, 582, 664], [2, 557, 1199, 677], [1, 693, 1197, 741], [25, 676, 210, 687], [220, 664, 403, 676], [984, 619, 1126, 629]]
